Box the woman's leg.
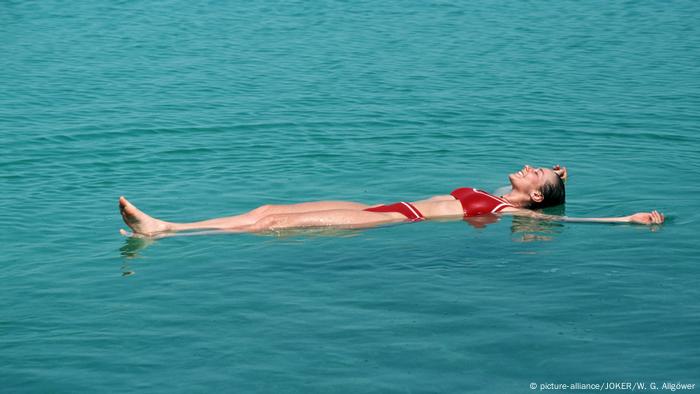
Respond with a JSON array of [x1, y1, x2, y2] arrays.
[[238, 209, 404, 232], [118, 196, 372, 236]]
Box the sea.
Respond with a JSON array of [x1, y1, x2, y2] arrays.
[[2, 1, 699, 392]]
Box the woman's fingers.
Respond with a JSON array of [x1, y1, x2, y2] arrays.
[[638, 210, 665, 225], [651, 210, 665, 224], [629, 211, 665, 225], [552, 165, 568, 182]]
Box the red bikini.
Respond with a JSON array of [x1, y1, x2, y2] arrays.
[[364, 201, 425, 222], [363, 187, 513, 222], [450, 187, 513, 217]]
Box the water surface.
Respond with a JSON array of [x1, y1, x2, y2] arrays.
[[2, 1, 699, 392]]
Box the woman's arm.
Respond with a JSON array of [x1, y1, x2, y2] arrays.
[[501, 207, 665, 225]]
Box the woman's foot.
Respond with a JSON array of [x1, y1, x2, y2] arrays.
[[119, 196, 172, 237]]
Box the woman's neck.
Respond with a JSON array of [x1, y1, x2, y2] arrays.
[[500, 189, 529, 208]]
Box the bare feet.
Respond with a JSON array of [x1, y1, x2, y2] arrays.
[[119, 196, 172, 237]]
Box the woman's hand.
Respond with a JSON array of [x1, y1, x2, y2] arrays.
[[552, 164, 568, 182], [628, 210, 665, 225]]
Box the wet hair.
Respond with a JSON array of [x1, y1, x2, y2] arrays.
[[528, 175, 565, 210]]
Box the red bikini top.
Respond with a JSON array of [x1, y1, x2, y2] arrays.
[[450, 187, 513, 217]]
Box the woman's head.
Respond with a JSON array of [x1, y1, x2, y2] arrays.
[[508, 165, 565, 209]]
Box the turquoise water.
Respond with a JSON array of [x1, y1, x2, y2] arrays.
[[2, 1, 699, 392]]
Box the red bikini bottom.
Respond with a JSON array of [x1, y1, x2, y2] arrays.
[[364, 202, 425, 222]]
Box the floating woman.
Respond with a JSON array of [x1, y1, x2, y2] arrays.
[[118, 164, 664, 238]]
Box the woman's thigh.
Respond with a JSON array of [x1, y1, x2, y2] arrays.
[[253, 209, 403, 231], [264, 201, 371, 215]]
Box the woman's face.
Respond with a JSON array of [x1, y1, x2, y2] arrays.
[[509, 165, 559, 193]]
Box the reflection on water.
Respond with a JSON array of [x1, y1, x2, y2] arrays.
[[463, 214, 500, 229], [119, 236, 155, 259], [266, 227, 365, 239], [121, 267, 136, 277], [116, 226, 364, 263], [510, 206, 566, 243], [119, 237, 153, 276]]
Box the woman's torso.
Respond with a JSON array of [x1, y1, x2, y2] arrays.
[[411, 188, 514, 218], [412, 197, 463, 218]]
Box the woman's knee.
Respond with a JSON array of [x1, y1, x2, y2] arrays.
[[251, 204, 273, 217], [251, 214, 284, 231]]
